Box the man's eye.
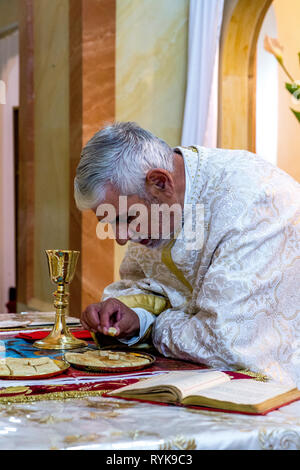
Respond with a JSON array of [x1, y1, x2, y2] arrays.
[[98, 219, 111, 224]]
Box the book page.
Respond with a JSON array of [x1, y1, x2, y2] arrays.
[[185, 379, 294, 405], [109, 370, 230, 399]]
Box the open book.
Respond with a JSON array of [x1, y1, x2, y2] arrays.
[[108, 370, 300, 415]]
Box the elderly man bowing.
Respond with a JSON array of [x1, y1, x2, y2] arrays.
[[75, 121, 300, 387]]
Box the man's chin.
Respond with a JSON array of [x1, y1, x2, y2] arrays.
[[132, 237, 172, 250]]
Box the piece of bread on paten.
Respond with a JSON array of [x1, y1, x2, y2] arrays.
[[27, 357, 53, 367], [9, 364, 37, 376], [107, 327, 118, 337], [0, 364, 11, 376], [34, 362, 61, 374]]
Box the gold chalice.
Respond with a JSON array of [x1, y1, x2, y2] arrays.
[[33, 250, 88, 350]]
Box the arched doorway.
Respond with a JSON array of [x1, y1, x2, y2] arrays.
[[218, 0, 273, 151]]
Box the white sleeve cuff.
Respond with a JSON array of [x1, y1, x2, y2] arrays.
[[118, 308, 156, 346]]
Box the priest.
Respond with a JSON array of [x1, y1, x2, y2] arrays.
[[75, 122, 300, 387]]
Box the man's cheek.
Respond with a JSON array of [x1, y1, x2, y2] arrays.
[[128, 221, 149, 239]]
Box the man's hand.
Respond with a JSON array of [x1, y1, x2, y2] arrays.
[[80, 298, 140, 339]]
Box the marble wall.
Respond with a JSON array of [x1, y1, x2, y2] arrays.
[[0, 0, 19, 32], [116, 0, 189, 146], [16, 0, 189, 310], [114, 0, 189, 279], [32, 0, 70, 309], [80, 0, 116, 310]]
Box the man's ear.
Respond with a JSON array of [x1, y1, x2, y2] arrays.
[[145, 169, 175, 200]]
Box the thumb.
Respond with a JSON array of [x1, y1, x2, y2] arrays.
[[98, 301, 122, 334]]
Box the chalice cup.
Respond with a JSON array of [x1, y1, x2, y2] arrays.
[[33, 250, 88, 350]]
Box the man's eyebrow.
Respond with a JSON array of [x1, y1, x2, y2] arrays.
[[97, 213, 117, 223]]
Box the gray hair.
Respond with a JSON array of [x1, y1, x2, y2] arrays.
[[74, 122, 174, 210]]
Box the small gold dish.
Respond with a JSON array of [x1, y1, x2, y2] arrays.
[[0, 359, 70, 380]]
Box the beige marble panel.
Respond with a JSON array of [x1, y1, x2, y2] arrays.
[[33, 0, 70, 306], [116, 0, 189, 146], [0, 0, 19, 32], [115, 0, 189, 279]]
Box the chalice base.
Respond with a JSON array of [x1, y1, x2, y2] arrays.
[[33, 330, 88, 350]]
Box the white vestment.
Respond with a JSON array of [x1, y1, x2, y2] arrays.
[[102, 146, 300, 387]]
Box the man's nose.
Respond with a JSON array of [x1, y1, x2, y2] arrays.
[[115, 237, 129, 246]]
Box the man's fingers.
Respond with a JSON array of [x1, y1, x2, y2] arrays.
[[81, 319, 98, 333], [98, 301, 121, 333], [81, 304, 103, 332], [80, 319, 89, 330], [116, 311, 122, 322], [113, 317, 128, 337], [81, 299, 131, 337]]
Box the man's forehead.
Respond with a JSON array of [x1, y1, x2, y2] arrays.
[[102, 193, 142, 208], [102, 184, 121, 206]]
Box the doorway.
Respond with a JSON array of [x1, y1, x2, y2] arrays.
[[0, 29, 19, 313]]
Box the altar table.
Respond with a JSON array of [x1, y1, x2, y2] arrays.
[[0, 314, 300, 450]]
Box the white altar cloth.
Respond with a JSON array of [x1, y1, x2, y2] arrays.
[[1, 313, 300, 450], [1, 395, 300, 450]]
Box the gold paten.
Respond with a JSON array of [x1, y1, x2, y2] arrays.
[[33, 250, 87, 350]]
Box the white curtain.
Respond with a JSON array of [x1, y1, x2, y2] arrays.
[[0, 30, 19, 312], [181, 0, 224, 148]]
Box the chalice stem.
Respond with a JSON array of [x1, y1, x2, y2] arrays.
[[53, 284, 70, 336]]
